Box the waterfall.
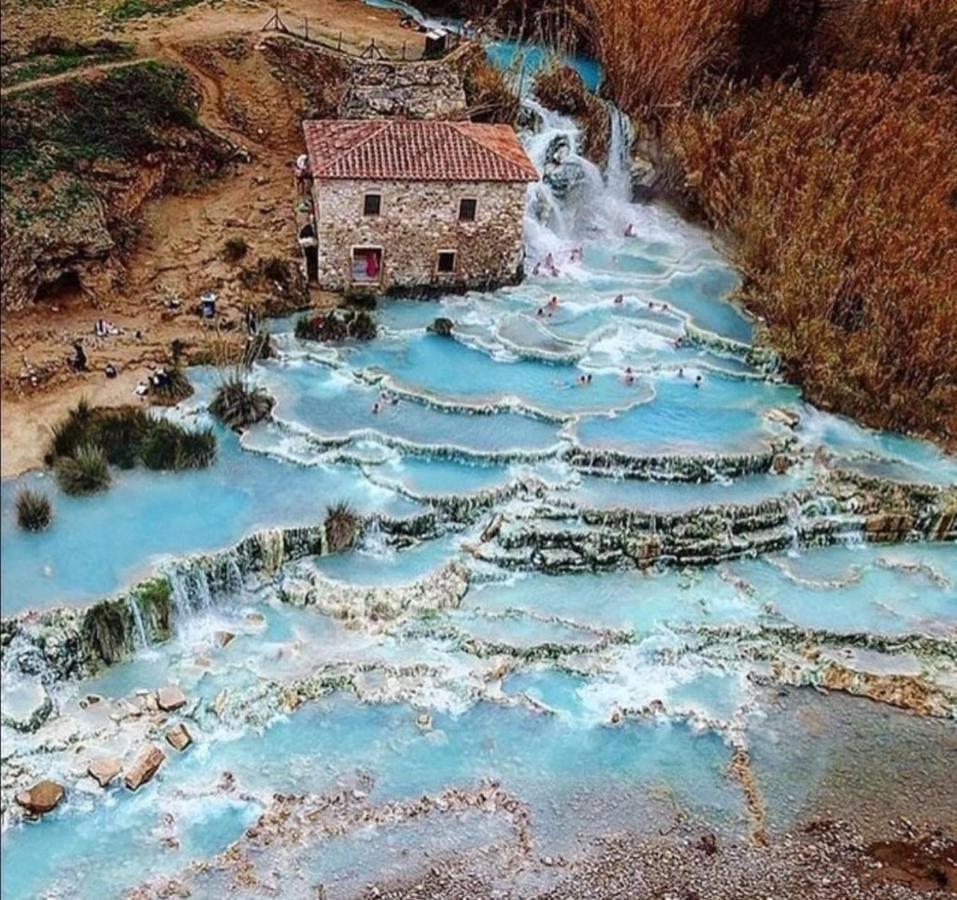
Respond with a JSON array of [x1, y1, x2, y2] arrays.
[[605, 105, 633, 204], [256, 528, 286, 576], [358, 518, 395, 561], [128, 596, 150, 648], [521, 97, 635, 258], [786, 498, 802, 558]]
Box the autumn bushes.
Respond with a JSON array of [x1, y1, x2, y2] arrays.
[[587, 0, 957, 443], [672, 73, 957, 437]]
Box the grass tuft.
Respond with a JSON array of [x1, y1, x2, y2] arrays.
[[209, 376, 274, 430], [324, 501, 360, 554], [55, 444, 112, 495], [15, 489, 53, 531]]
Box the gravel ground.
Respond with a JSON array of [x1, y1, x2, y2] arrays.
[[362, 821, 956, 900]]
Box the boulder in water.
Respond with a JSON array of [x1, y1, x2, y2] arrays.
[[165, 723, 193, 752], [214, 631, 236, 648], [428, 317, 454, 337], [157, 684, 187, 712], [125, 744, 166, 791], [87, 757, 122, 788], [16, 780, 65, 815], [543, 156, 587, 204]]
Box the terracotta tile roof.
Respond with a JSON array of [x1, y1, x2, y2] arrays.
[[303, 119, 539, 183]]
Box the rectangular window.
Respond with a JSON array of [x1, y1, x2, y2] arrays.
[[363, 193, 381, 216], [436, 251, 456, 274], [458, 198, 477, 222]]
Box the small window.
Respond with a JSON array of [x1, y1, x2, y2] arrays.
[[363, 193, 381, 216], [458, 198, 477, 222], [437, 251, 456, 274]]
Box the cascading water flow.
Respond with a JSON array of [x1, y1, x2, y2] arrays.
[[2, 19, 956, 899], [522, 98, 639, 267], [605, 104, 634, 203]]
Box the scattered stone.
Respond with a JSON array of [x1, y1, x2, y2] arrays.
[[416, 712, 432, 730], [15, 780, 65, 815], [214, 630, 236, 648], [427, 317, 454, 337], [157, 685, 187, 712], [696, 832, 719, 856], [125, 745, 166, 791], [87, 757, 122, 788], [165, 723, 193, 752]]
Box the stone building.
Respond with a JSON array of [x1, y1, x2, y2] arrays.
[[300, 119, 539, 292]]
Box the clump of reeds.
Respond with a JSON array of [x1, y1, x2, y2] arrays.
[[324, 501, 359, 553], [209, 375, 273, 430], [295, 310, 377, 343], [54, 444, 112, 495], [15, 488, 53, 531], [140, 419, 217, 470], [45, 401, 217, 490]]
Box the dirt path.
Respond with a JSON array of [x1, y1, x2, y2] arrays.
[[0, 56, 159, 97]]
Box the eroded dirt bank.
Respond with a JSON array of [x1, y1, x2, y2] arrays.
[[1, 0, 416, 476]]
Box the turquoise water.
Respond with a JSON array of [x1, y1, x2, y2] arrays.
[[2, 43, 955, 897], [0, 421, 419, 613]]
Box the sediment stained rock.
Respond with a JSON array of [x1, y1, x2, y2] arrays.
[[14, 779, 65, 816], [125, 745, 166, 791]]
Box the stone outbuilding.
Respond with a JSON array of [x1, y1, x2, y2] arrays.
[[299, 119, 539, 293]]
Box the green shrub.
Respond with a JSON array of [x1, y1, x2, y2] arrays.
[[55, 444, 112, 495], [209, 376, 274, 430], [15, 489, 53, 531], [324, 501, 360, 553], [140, 420, 216, 470], [176, 426, 217, 469], [45, 401, 217, 486], [91, 407, 151, 468], [295, 310, 377, 343]]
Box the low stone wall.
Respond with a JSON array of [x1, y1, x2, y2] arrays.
[[263, 33, 475, 121]]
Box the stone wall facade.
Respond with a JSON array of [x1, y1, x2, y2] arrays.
[[312, 177, 528, 292], [340, 57, 468, 119]]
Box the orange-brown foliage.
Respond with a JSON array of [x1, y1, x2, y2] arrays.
[[589, 0, 739, 128], [589, 0, 957, 443]]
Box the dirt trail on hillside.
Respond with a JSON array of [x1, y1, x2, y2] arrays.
[[0, 57, 160, 97]]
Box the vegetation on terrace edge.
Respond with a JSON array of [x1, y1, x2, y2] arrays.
[[210, 376, 275, 430], [325, 501, 360, 553], [47, 401, 216, 494], [295, 309, 378, 342], [583, 0, 957, 446]]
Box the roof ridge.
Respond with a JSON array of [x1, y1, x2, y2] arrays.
[[450, 121, 537, 177], [312, 120, 392, 177]]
